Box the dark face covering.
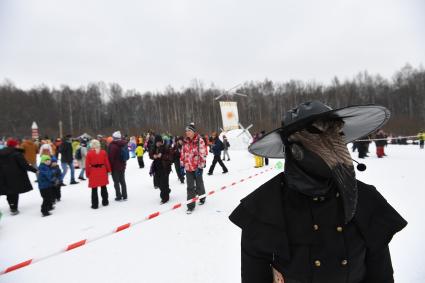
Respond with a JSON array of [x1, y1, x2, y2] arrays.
[[285, 143, 333, 197], [283, 120, 358, 223]]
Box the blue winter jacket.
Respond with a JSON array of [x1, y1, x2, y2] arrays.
[[38, 163, 54, 190], [212, 139, 224, 156]]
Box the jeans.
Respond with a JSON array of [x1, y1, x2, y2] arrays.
[[186, 170, 206, 209], [79, 168, 86, 178], [174, 160, 184, 182], [222, 149, 230, 160], [112, 170, 127, 199], [61, 161, 76, 183]]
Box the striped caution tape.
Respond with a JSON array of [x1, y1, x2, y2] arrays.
[[355, 135, 418, 142], [0, 167, 278, 276]]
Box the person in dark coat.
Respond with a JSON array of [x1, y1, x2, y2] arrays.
[[375, 129, 387, 158], [207, 132, 228, 175], [108, 131, 128, 201], [147, 134, 160, 189], [58, 134, 78, 185], [357, 136, 370, 159], [0, 139, 38, 215], [171, 137, 185, 184], [149, 135, 173, 204], [229, 101, 407, 283]]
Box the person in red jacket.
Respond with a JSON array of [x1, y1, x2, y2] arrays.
[[86, 139, 111, 209], [180, 123, 207, 214]]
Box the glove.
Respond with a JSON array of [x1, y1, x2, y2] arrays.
[[195, 168, 202, 176]]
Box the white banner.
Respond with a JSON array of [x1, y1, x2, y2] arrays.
[[219, 101, 239, 131]]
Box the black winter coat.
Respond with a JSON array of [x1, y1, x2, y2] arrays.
[[229, 173, 407, 283], [0, 148, 37, 195], [59, 140, 73, 163], [375, 133, 387, 147], [149, 145, 173, 173]]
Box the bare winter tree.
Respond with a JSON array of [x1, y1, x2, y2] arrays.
[[1, 64, 424, 138]]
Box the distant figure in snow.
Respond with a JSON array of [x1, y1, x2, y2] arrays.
[[207, 132, 228, 175], [374, 129, 388, 158], [58, 134, 78, 185], [86, 139, 111, 209], [135, 143, 145, 168], [108, 131, 129, 201], [222, 135, 231, 161], [418, 130, 425, 149]]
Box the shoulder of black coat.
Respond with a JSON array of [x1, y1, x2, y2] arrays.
[[354, 179, 407, 252], [229, 172, 285, 229]]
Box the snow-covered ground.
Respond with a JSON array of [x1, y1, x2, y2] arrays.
[[0, 144, 424, 282]]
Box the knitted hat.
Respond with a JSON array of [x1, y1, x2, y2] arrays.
[[185, 122, 196, 133], [112, 131, 122, 139], [40, 155, 51, 163], [6, 139, 19, 148]]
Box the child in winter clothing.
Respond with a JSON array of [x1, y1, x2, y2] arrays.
[[135, 143, 145, 168], [149, 135, 173, 204], [38, 155, 55, 217], [171, 137, 185, 183], [50, 156, 63, 202]]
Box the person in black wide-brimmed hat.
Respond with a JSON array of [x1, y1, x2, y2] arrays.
[[229, 101, 407, 283]]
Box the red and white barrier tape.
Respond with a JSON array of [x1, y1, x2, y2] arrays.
[[0, 167, 276, 276], [355, 135, 419, 142]]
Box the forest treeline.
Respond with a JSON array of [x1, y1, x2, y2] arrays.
[[1, 64, 424, 138]]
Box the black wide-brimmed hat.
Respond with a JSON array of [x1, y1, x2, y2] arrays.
[[249, 101, 390, 158]]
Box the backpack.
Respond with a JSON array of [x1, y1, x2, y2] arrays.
[[75, 147, 82, 160], [120, 145, 130, 161]]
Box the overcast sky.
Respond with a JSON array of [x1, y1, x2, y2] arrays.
[[0, 0, 424, 92]]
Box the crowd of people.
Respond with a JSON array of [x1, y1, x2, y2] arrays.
[[352, 129, 425, 159], [2, 124, 422, 219], [0, 123, 237, 217]]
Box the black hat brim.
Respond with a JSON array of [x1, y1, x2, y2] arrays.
[[248, 105, 390, 158]]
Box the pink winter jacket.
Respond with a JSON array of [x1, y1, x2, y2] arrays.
[[180, 134, 207, 172]]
